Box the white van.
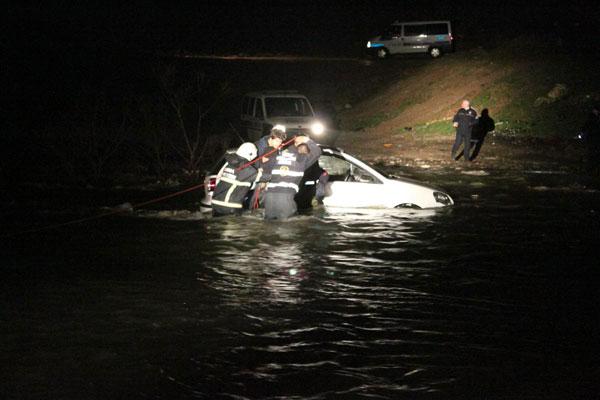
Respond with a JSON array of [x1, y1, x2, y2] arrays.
[[366, 20, 454, 59], [240, 91, 327, 142]]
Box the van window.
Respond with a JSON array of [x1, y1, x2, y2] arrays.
[[403, 24, 427, 37], [427, 23, 449, 35], [254, 99, 264, 119], [381, 25, 402, 39], [242, 96, 251, 115], [249, 97, 257, 115]]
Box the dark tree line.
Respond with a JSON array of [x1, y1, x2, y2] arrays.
[[1, 64, 236, 187]]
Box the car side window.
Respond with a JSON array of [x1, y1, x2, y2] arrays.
[[242, 96, 251, 115], [404, 24, 427, 37], [318, 154, 349, 178], [351, 167, 378, 183], [247, 97, 256, 115], [254, 99, 264, 119], [381, 25, 401, 40], [318, 153, 380, 183], [427, 23, 449, 35]]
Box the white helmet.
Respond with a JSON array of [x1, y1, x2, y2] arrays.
[[236, 142, 258, 161], [272, 124, 286, 133]]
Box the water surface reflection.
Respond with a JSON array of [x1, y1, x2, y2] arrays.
[[2, 172, 599, 399]]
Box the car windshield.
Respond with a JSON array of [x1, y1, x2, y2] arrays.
[[265, 97, 313, 117]]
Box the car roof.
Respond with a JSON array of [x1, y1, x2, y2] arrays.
[[318, 144, 344, 153]]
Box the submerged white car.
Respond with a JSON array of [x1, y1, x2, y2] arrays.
[[200, 146, 453, 212]]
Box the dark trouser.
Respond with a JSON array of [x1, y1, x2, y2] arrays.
[[294, 184, 315, 210], [264, 190, 297, 220], [451, 131, 472, 161], [248, 184, 266, 209]]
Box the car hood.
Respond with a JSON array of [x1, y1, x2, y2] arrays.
[[380, 171, 448, 192], [267, 116, 316, 126], [383, 177, 454, 207]]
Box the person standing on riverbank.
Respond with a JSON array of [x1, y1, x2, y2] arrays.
[[451, 100, 478, 161]]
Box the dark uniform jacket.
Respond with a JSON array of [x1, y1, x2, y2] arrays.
[[212, 153, 260, 211], [254, 136, 280, 173], [453, 107, 478, 136], [266, 140, 322, 194], [255, 135, 270, 158]]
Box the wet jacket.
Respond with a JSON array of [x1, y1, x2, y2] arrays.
[[453, 107, 478, 136], [254, 136, 280, 173], [266, 140, 322, 194], [212, 153, 261, 210], [255, 135, 271, 158]]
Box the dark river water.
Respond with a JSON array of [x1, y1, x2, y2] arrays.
[[2, 167, 599, 399]]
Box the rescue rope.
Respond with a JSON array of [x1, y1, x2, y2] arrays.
[[253, 184, 262, 209], [3, 136, 299, 238], [236, 136, 297, 171], [1, 182, 206, 238]]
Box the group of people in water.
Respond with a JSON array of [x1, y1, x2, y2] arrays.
[[211, 126, 322, 220]]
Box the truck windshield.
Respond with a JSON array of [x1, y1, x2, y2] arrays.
[[265, 97, 313, 117]]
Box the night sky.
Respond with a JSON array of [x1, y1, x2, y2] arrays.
[[5, 1, 599, 136], [8, 1, 600, 56]]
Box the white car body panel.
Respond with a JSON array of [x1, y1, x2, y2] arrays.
[[320, 149, 452, 209]]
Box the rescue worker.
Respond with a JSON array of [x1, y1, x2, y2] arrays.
[[255, 125, 287, 160], [263, 135, 322, 219], [294, 144, 327, 209], [251, 126, 287, 208], [451, 99, 478, 161], [212, 142, 261, 216]]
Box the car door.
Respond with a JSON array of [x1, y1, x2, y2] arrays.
[[384, 24, 403, 55], [402, 23, 429, 53], [318, 153, 388, 208]]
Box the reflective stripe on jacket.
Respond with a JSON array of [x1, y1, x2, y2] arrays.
[[266, 140, 322, 194], [212, 154, 260, 209]]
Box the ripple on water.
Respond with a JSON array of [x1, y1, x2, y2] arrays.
[[5, 179, 599, 399]]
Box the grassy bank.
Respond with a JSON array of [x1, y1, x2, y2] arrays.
[[338, 37, 600, 142]]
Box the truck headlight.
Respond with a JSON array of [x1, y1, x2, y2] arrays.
[[311, 122, 325, 135]]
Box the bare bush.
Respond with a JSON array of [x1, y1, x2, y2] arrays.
[[155, 65, 232, 179]]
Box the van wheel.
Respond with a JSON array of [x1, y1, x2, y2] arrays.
[[429, 47, 442, 58], [376, 48, 390, 59]]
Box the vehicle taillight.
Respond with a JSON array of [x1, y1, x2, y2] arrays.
[[208, 177, 217, 192], [450, 34, 453, 41]]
